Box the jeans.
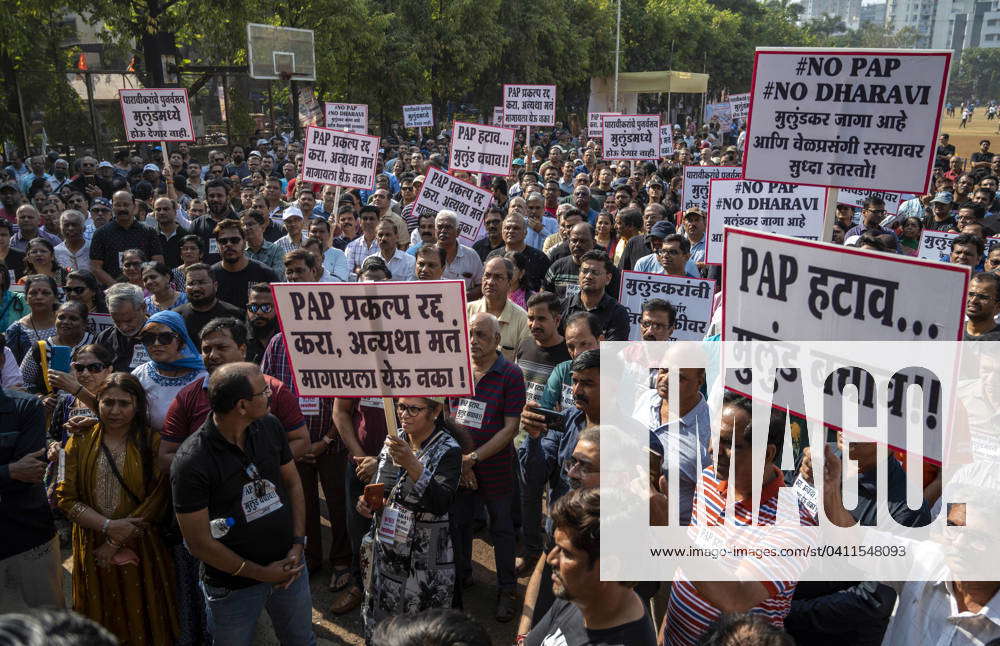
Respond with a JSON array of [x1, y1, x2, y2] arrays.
[[202, 569, 316, 646], [452, 490, 517, 589]]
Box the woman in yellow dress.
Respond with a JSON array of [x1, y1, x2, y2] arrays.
[[56, 372, 179, 645]]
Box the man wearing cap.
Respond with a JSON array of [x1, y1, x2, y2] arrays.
[[89, 191, 165, 285], [0, 181, 22, 224], [633, 225, 701, 278], [275, 206, 307, 255], [618, 204, 673, 271], [923, 192, 957, 232], [681, 207, 708, 269], [345, 205, 381, 280], [84, 196, 112, 240]]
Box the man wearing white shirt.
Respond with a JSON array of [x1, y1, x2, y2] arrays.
[[435, 209, 483, 299], [364, 217, 414, 281], [307, 217, 349, 282], [53, 210, 90, 272]]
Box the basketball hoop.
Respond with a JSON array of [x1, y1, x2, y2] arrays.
[[279, 70, 293, 82]]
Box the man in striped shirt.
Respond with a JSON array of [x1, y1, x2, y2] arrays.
[[664, 392, 817, 646], [450, 312, 526, 622]]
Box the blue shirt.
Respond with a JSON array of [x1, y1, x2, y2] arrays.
[[525, 216, 558, 250], [520, 407, 587, 505], [632, 252, 701, 278]]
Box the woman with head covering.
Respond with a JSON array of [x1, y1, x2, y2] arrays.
[[130, 310, 207, 431]]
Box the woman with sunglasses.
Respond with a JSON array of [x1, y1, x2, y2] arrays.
[[4, 274, 58, 364], [174, 234, 205, 290], [55, 372, 179, 644], [131, 310, 207, 431], [141, 261, 188, 315], [19, 300, 94, 394], [356, 396, 468, 640], [65, 270, 108, 315], [19, 237, 68, 287], [119, 248, 149, 294]]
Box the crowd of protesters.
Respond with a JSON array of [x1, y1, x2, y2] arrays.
[[0, 111, 997, 646]]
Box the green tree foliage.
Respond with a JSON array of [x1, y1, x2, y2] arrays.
[[949, 48, 1000, 101]]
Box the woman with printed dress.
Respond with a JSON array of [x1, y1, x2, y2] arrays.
[[357, 396, 466, 641]]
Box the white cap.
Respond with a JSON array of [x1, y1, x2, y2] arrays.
[[282, 205, 304, 221]]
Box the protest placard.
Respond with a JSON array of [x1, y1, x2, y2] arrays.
[[323, 103, 368, 133], [729, 92, 751, 121], [706, 179, 827, 264], [403, 104, 434, 128], [492, 106, 503, 127], [601, 115, 661, 161], [412, 166, 493, 245], [619, 271, 715, 341], [118, 88, 195, 142], [587, 111, 620, 137], [448, 121, 516, 177], [660, 126, 674, 158], [723, 229, 968, 342], [682, 165, 742, 211], [744, 48, 951, 193], [301, 125, 380, 191], [502, 84, 556, 127], [704, 102, 732, 128], [836, 187, 903, 215], [917, 230, 998, 263], [272, 280, 473, 398], [86, 313, 114, 337]]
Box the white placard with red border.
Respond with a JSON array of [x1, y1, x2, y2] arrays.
[[601, 114, 661, 161], [272, 280, 473, 398], [682, 165, 743, 212], [619, 271, 715, 341], [502, 84, 556, 127], [301, 126, 380, 191], [743, 48, 951, 193], [706, 179, 827, 264], [660, 126, 674, 158], [492, 106, 503, 127], [722, 228, 969, 342], [448, 121, 516, 177], [588, 111, 620, 137], [403, 104, 434, 128], [836, 188, 903, 216], [323, 103, 368, 133], [412, 167, 493, 246], [119, 88, 195, 142], [729, 92, 751, 121]]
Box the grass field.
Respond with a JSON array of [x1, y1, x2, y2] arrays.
[[939, 109, 1000, 161]]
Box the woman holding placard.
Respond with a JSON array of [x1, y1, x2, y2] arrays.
[[356, 396, 466, 640]]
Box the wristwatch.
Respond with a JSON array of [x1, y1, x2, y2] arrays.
[[292, 536, 307, 546], [469, 451, 479, 464]]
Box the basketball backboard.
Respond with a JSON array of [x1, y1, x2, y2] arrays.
[[246, 23, 316, 81]]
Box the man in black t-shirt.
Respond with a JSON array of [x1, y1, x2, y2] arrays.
[[210, 219, 279, 311], [935, 133, 956, 171], [95, 283, 149, 371], [525, 489, 657, 646], [171, 362, 313, 645], [173, 263, 244, 344]]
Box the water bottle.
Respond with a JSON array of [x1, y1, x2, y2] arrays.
[[210, 517, 235, 539]]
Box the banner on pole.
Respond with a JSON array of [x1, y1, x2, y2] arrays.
[[403, 104, 434, 128], [729, 92, 751, 120], [324, 103, 368, 133], [272, 280, 473, 398], [301, 126, 380, 191], [601, 115, 661, 161], [618, 271, 715, 341], [412, 167, 493, 246], [836, 188, 903, 216], [743, 48, 951, 193], [448, 121, 516, 177], [502, 84, 557, 127], [706, 179, 827, 264], [660, 126, 674, 158], [119, 88, 195, 142]]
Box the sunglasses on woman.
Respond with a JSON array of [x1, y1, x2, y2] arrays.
[[140, 331, 179, 347], [72, 361, 107, 373], [64, 286, 88, 295]]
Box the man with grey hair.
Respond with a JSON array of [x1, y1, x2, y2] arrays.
[[487, 213, 551, 293], [524, 191, 557, 250], [54, 209, 90, 271], [467, 257, 530, 362], [451, 311, 526, 622], [94, 282, 149, 371], [435, 209, 483, 300], [11, 204, 60, 252], [49, 158, 71, 193]]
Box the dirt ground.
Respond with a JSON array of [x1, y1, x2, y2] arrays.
[[61, 515, 522, 645], [939, 108, 1000, 161]]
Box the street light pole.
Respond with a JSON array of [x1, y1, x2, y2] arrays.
[[613, 0, 621, 112]]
